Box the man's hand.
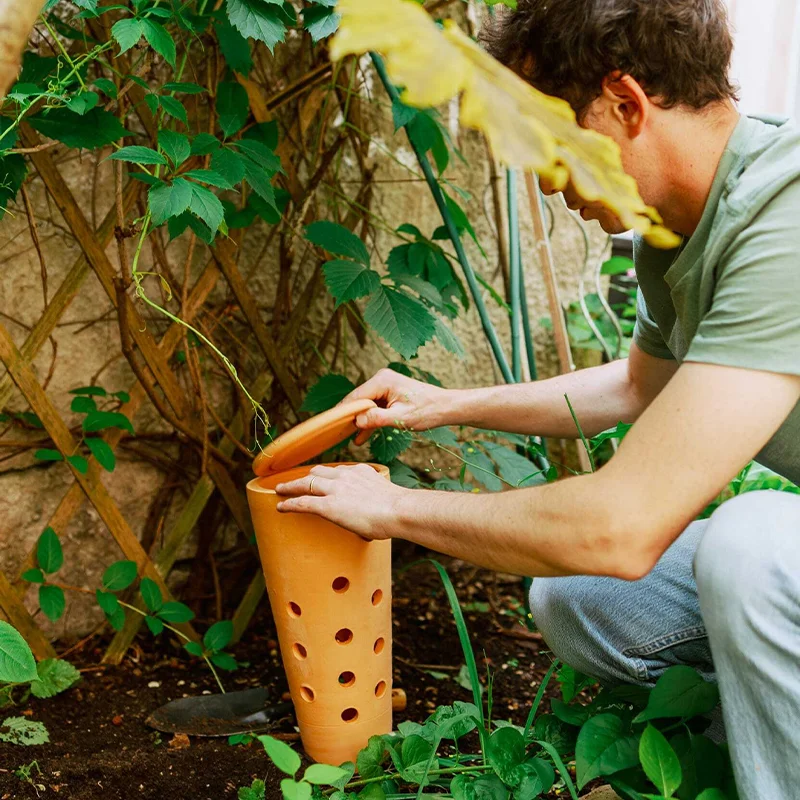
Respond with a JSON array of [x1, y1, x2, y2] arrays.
[[275, 464, 409, 539], [339, 368, 452, 443]]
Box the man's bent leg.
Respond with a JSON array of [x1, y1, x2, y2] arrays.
[[695, 490, 800, 800], [529, 520, 713, 685]]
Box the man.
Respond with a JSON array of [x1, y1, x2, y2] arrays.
[[276, 1, 800, 796]]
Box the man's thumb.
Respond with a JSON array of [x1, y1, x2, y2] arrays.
[[355, 407, 397, 432]]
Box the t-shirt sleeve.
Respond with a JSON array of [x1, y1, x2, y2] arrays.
[[633, 288, 676, 360], [686, 183, 800, 376]]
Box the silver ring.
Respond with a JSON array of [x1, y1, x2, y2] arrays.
[[309, 476, 317, 496]]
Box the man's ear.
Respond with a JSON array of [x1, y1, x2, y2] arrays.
[[601, 73, 649, 137]]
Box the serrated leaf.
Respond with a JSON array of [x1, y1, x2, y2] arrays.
[[189, 183, 224, 233], [111, 18, 144, 54], [139, 577, 163, 613], [217, 80, 250, 138], [29, 107, 128, 151], [260, 734, 301, 776], [141, 19, 176, 66], [216, 14, 253, 74], [22, 568, 44, 584], [157, 601, 194, 623], [82, 409, 134, 435], [0, 717, 49, 746], [323, 260, 380, 307], [370, 427, 412, 464], [36, 527, 63, 574], [0, 155, 27, 220], [34, 448, 63, 463], [39, 585, 65, 622], [102, 560, 138, 591], [227, 0, 287, 51], [149, 179, 193, 225], [159, 95, 188, 125], [204, 620, 233, 652], [300, 374, 356, 413], [364, 286, 436, 360], [639, 725, 681, 798], [211, 147, 246, 185], [305, 220, 369, 265], [93, 77, 118, 98], [158, 130, 191, 167], [0, 621, 38, 683], [107, 145, 166, 166], [303, 5, 341, 41], [481, 441, 543, 489], [85, 437, 116, 472], [30, 659, 80, 699], [459, 443, 501, 491], [66, 90, 100, 115], [575, 714, 640, 789], [183, 169, 234, 189], [432, 316, 464, 357]]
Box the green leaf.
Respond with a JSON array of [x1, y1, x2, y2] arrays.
[[145, 616, 164, 636], [93, 77, 118, 98], [216, 15, 253, 74], [695, 791, 727, 800], [29, 107, 127, 150], [0, 717, 49, 746], [392, 98, 418, 131], [460, 443, 501, 491], [482, 442, 543, 489], [82, 409, 134, 435], [102, 560, 138, 591], [141, 19, 176, 66], [204, 620, 233, 652], [211, 148, 246, 185], [303, 764, 349, 785], [69, 385, 107, 397], [140, 577, 163, 613], [302, 5, 340, 41], [259, 734, 301, 776], [0, 155, 27, 220], [238, 779, 266, 800], [22, 569, 44, 584], [305, 221, 369, 265], [227, 0, 287, 52], [157, 601, 194, 623], [558, 664, 596, 703], [356, 735, 387, 780], [159, 130, 191, 167], [95, 589, 120, 617], [184, 641, 204, 657], [111, 18, 144, 54], [66, 90, 100, 115], [163, 82, 206, 94], [300, 374, 356, 413], [149, 179, 193, 225], [514, 758, 555, 800], [30, 659, 80, 699], [487, 727, 526, 784], [431, 701, 479, 740], [281, 779, 312, 800], [323, 260, 381, 307], [234, 138, 283, 173], [85, 437, 116, 472], [37, 527, 63, 574], [34, 448, 63, 463], [107, 605, 126, 631], [396, 734, 435, 784], [639, 725, 682, 798], [210, 652, 238, 671], [217, 80, 250, 138], [189, 184, 225, 233], [66, 454, 89, 474], [70, 395, 97, 413], [107, 146, 166, 166], [633, 666, 719, 723], [432, 316, 464, 357], [550, 698, 590, 727], [370, 427, 413, 464], [575, 714, 640, 789], [0, 621, 38, 683], [364, 286, 436, 360], [159, 95, 188, 125], [601, 256, 634, 276], [183, 169, 234, 189], [39, 585, 65, 622], [670, 733, 725, 800]]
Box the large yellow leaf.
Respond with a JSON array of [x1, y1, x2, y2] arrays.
[[330, 0, 681, 248]]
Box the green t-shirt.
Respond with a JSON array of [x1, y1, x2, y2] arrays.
[[633, 114, 800, 485]]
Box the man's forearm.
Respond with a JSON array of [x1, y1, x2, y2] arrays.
[[441, 359, 643, 438]]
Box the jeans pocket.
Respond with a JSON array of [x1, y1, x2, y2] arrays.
[[623, 625, 713, 684]]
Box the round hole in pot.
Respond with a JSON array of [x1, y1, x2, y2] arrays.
[[373, 637, 385, 655], [292, 643, 307, 660], [338, 671, 356, 687], [299, 685, 315, 702], [341, 707, 359, 723], [287, 602, 302, 618], [335, 628, 353, 645], [371, 589, 383, 606], [374, 680, 387, 698], [332, 576, 350, 593]]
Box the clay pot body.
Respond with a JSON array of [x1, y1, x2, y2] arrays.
[[247, 464, 392, 765]]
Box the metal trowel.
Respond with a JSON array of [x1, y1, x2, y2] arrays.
[[146, 688, 294, 737]]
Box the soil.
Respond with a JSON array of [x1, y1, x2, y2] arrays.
[[0, 556, 559, 800]]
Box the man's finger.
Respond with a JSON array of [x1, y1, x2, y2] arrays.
[[276, 496, 327, 515]]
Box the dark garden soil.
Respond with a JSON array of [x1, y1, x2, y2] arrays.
[[0, 556, 559, 800]]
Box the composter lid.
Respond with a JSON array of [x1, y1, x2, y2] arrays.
[[252, 398, 376, 476]]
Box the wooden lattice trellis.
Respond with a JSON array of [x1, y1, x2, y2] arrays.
[[0, 52, 376, 664]]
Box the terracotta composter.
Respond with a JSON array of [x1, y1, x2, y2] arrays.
[[246, 400, 392, 765]]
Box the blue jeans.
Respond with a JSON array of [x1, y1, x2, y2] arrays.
[[529, 490, 800, 800]]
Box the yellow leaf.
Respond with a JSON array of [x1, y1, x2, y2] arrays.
[[330, 0, 681, 249]]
